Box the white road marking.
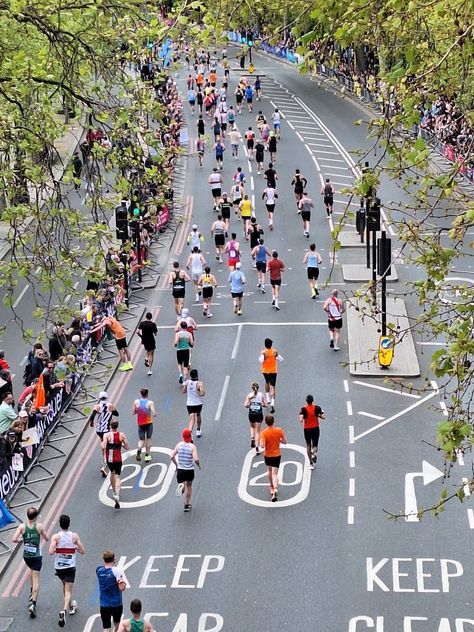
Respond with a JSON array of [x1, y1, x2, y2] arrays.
[[343, 379, 349, 393], [214, 375, 230, 421], [250, 176, 254, 190], [231, 323, 243, 360], [405, 460, 444, 522], [353, 380, 421, 398], [312, 155, 321, 171], [305, 144, 312, 156], [286, 121, 295, 130], [440, 401, 448, 416], [468, 509, 474, 529], [349, 478, 355, 497], [349, 425, 354, 444], [322, 165, 351, 170], [456, 450, 464, 465], [19, 355, 28, 366], [13, 284, 30, 309], [349, 451, 355, 468], [354, 383, 439, 442], [296, 132, 304, 142], [238, 444, 311, 508], [358, 411, 385, 420], [325, 172, 353, 179], [416, 341, 444, 346], [346, 400, 353, 416], [314, 149, 340, 155], [307, 141, 334, 147], [156, 321, 329, 329], [462, 478, 471, 497], [35, 266, 42, 275], [347, 506, 354, 524], [319, 157, 345, 163]]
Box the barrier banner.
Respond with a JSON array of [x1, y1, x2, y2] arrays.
[[0, 375, 78, 502], [444, 144, 455, 161], [156, 205, 170, 231]]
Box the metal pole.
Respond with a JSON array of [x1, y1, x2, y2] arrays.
[[135, 220, 142, 283], [366, 225, 370, 268], [381, 231, 387, 336], [371, 228, 377, 304], [121, 247, 129, 308]]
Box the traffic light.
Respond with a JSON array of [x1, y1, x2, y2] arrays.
[[247, 31, 253, 47], [377, 235, 392, 276], [115, 204, 129, 241], [367, 198, 381, 231]]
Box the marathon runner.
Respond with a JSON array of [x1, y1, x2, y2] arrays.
[[239, 194, 253, 239], [168, 261, 190, 316], [267, 251, 285, 310], [174, 321, 194, 383], [229, 261, 246, 316], [231, 181, 244, 215], [102, 420, 129, 508], [225, 232, 241, 269], [291, 169, 308, 210], [259, 338, 284, 412], [262, 184, 278, 230], [186, 224, 204, 251], [252, 238, 271, 292], [260, 415, 287, 502], [321, 178, 334, 217], [195, 136, 205, 167], [49, 515, 85, 628], [268, 131, 277, 163], [255, 137, 265, 174], [244, 382, 267, 453], [186, 246, 206, 303], [117, 599, 154, 632], [211, 214, 227, 262], [229, 125, 241, 159], [264, 162, 278, 189], [12, 506, 49, 618], [218, 192, 231, 232], [298, 191, 314, 238], [245, 126, 255, 160], [132, 388, 156, 463], [323, 289, 345, 351], [303, 243, 323, 298], [137, 312, 158, 376], [96, 550, 127, 632], [171, 428, 201, 512], [271, 108, 281, 139], [198, 266, 218, 317], [248, 217, 264, 259], [208, 167, 223, 210], [89, 391, 119, 476], [183, 368, 205, 437], [299, 394, 325, 470]]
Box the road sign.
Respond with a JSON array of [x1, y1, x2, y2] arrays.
[[405, 460, 444, 522], [378, 334, 395, 368]]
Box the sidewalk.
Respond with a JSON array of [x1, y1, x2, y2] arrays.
[[0, 116, 85, 261]]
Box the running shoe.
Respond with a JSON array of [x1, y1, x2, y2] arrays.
[[271, 299, 275, 306], [29, 603, 36, 618], [237, 309, 242, 315], [179, 373, 184, 384], [261, 286, 265, 293], [310, 463, 315, 471], [329, 339, 334, 348], [196, 429, 202, 438], [114, 498, 120, 509], [118, 363, 128, 372], [207, 312, 212, 318], [176, 483, 185, 496], [144, 359, 149, 367], [272, 490, 278, 503], [136, 450, 142, 462], [68, 600, 77, 615], [334, 346, 340, 351], [270, 406, 275, 414], [274, 304, 280, 311], [148, 369, 153, 376], [144, 453, 152, 462], [315, 288, 320, 295], [251, 439, 255, 448], [58, 610, 66, 628], [100, 466, 107, 478], [184, 504, 192, 512]]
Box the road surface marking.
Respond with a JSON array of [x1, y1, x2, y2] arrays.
[[325, 172, 353, 179], [250, 176, 254, 190], [296, 132, 304, 142], [354, 385, 439, 442], [349, 451, 355, 468], [311, 155, 321, 171], [348, 506, 354, 524], [440, 401, 448, 416], [155, 321, 328, 329], [346, 400, 353, 416], [349, 425, 354, 444], [343, 379, 349, 393], [349, 478, 355, 496], [313, 149, 341, 155], [358, 411, 385, 420], [231, 323, 243, 360], [462, 478, 471, 497], [214, 375, 230, 421], [238, 444, 311, 508], [456, 450, 464, 465], [416, 341, 444, 346], [468, 509, 474, 529], [305, 144, 312, 156], [13, 284, 30, 308], [286, 121, 295, 130], [353, 380, 421, 398], [405, 460, 444, 522], [319, 157, 345, 162]]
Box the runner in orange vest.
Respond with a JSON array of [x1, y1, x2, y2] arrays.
[[258, 338, 284, 413], [89, 316, 133, 371]]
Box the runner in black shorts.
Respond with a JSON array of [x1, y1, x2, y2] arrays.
[[299, 394, 325, 470]]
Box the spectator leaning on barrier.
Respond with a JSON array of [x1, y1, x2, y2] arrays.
[[0, 392, 18, 434]]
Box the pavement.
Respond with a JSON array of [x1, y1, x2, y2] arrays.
[[0, 49, 472, 632]]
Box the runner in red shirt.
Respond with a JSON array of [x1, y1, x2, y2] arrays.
[[267, 251, 285, 310], [299, 394, 325, 470]]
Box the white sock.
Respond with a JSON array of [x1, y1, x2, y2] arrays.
[[271, 398, 275, 406]]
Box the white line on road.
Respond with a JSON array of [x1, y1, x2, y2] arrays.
[[456, 450, 464, 465], [286, 121, 295, 130], [343, 379, 349, 393], [358, 411, 385, 420], [349, 451, 355, 468], [13, 284, 30, 309], [349, 425, 354, 444], [73, 281, 80, 289], [35, 266, 42, 275], [319, 157, 345, 163], [311, 155, 321, 172], [349, 478, 355, 497], [346, 401, 353, 416], [231, 323, 243, 360], [353, 380, 421, 398], [305, 144, 312, 156], [156, 321, 328, 329], [296, 132, 304, 142], [468, 509, 474, 529], [440, 401, 448, 416], [462, 478, 471, 497], [354, 384, 439, 442], [347, 506, 354, 525], [250, 176, 254, 190], [215, 375, 230, 421], [416, 341, 444, 346]]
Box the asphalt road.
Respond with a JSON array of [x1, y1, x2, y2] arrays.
[[0, 50, 472, 632]]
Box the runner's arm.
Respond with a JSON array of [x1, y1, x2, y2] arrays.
[[170, 445, 178, 466], [74, 533, 85, 555], [38, 524, 49, 541], [281, 432, 287, 445], [48, 534, 58, 555], [192, 445, 201, 468], [11, 524, 24, 543]]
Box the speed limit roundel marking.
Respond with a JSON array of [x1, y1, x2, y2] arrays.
[[238, 443, 311, 507], [98, 447, 176, 508]]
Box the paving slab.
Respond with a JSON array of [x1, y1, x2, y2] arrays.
[[338, 231, 365, 247], [346, 296, 420, 376], [342, 263, 399, 282]]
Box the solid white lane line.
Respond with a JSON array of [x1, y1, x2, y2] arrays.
[[314, 149, 340, 155], [156, 321, 329, 329], [353, 380, 421, 398], [250, 176, 255, 190], [231, 323, 243, 360], [13, 284, 30, 309], [325, 172, 353, 179], [215, 375, 231, 421], [349, 478, 355, 497], [440, 401, 448, 416], [296, 132, 304, 142], [349, 451, 355, 468], [348, 506, 354, 525], [305, 144, 312, 156], [322, 165, 351, 170]]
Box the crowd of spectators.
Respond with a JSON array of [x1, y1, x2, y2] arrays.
[[0, 70, 184, 483]]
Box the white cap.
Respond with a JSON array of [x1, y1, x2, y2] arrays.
[[19, 410, 28, 417], [181, 308, 189, 317], [192, 224, 198, 230], [235, 262, 241, 269], [98, 391, 108, 400]]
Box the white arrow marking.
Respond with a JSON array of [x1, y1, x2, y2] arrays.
[[405, 460, 444, 522]]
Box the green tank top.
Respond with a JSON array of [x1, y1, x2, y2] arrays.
[[23, 523, 41, 558], [130, 619, 144, 632], [177, 331, 191, 350]]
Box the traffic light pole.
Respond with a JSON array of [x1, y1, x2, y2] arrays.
[[381, 231, 387, 336], [134, 219, 143, 283]]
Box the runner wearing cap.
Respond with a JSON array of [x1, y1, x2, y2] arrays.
[[182, 369, 205, 437], [186, 224, 204, 252], [12, 506, 49, 618], [259, 338, 284, 413], [170, 429, 201, 512], [102, 420, 129, 508], [89, 392, 119, 477], [229, 261, 246, 315]]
